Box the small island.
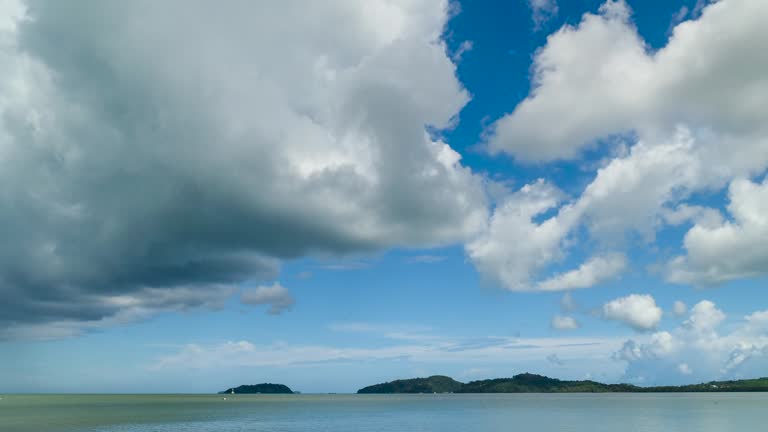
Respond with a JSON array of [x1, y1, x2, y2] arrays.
[[219, 383, 294, 394], [357, 373, 768, 393]]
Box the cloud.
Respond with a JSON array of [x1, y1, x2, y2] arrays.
[[661, 204, 723, 228], [0, 0, 488, 336], [546, 353, 565, 365], [488, 0, 768, 164], [327, 322, 435, 341], [677, 362, 693, 375], [672, 301, 688, 317], [0, 285, 236, 340], [317, 261, 372, 271], [241, 282, 295, 315], [668, 177, 768, 284], [152, 334, 625, 371], [671, 0, 716, 28], [551, 315, 579, 330], [405, 255, 448, 264], [528, 0, 559, 30], [466, 179, 578, 291], [537, 253, 626, 291], [451, 40, 473, 62], [468, 128, 705, 290], [683, 300, 725, 333], [603, 294, 663, 331], [459, 367, 492, 378], [616, 300, 768, 384], [560, 292, 577, 313], [469, 0, 768, 290]]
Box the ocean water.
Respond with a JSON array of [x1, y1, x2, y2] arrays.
[[1, 393, 765, 431]]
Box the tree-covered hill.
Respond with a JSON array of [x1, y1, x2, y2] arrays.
[[356, 373, 768, 394], [219, 383, 294, 394], [357, 375, 464, 394]]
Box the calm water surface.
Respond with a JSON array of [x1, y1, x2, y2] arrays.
[[1, 393, 765, 431]]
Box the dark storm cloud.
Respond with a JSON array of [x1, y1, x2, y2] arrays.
[[0, 0, 487, 337]]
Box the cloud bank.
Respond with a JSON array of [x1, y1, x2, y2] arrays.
[[470, 0, 768, 290], [617, 300, 768, 384], [0, 0, 486, 336]]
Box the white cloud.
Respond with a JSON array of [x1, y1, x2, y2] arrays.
[[537, 253, 626, 291], [405, 255, 448, 264], [152, 334, 624, 371], [241, 282, 295, 315], [470, 0, 768, 291], [573, 128, 703, 240], [661, 204, 723, 228], [489, 0, 651, 161], [488, 0, 768, 165], [603, 294, 663, 331], [668, 177, 768, 284], [466, 180, 576, 290], [616, 300, 768, 384], [528, 0, 559, 30], [551, 315, 579, 330], [327, 322, 435, 341], [451, 40, 473, 62], [672, 301, 688, 317], [614, 331, 675, 362], [683, 300, 725, 334]]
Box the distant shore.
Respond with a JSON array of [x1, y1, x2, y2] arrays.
[[355, 373, 768, 394]]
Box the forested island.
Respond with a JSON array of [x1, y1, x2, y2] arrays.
[[219, 383, 294, 394], [356, 373, 768, 394]]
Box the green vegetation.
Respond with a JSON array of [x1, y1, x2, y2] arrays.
[[357, 375, 464, 394], [219, 383, 294, 394], [356, 373, 768, 394], [643, 377, 768, 392], [458, 373, 638, 393]]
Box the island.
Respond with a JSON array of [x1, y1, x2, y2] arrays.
[[356, 373, 768, 393], [357, 375, 463, 394], [219, 383, 294, 394]]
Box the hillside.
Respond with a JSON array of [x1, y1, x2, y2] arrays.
[[458, 373, 639, 393], [357, 375, 463, 394], [357, 373, 768, 394]]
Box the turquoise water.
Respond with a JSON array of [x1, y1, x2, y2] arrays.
[[1, 393, 765, 431]]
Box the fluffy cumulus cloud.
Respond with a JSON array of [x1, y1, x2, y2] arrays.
[[0, 0, 488, 337], [466, 180, 577, 291], [489, 0, 768, 164], [603, 294, 663, 331], [537, 253, 626, 291], [616, 301, 768, 384], [241, 282, 295, 315], [470, 0, 768, 290], [668, 177, 768, 284]]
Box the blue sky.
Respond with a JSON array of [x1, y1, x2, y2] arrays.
[[2, 0, 768, 393]]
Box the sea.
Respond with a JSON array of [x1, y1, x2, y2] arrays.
[[1, 393, 765, 431]]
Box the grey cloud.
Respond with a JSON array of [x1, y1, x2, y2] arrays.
[[546, 353, 565, 365], [241, 283, 295, 315], [0, 0, 487, 336]]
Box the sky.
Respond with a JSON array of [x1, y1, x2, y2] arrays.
[[1, 0, 768, 394]]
